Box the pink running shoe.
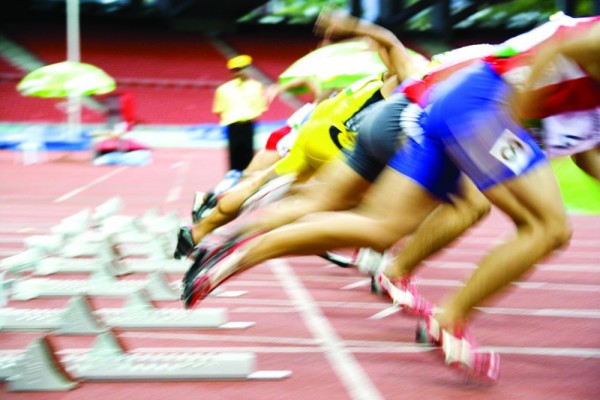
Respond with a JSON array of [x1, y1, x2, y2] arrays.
[[417, 315, 500, 384], [375, 272, 435, 317]]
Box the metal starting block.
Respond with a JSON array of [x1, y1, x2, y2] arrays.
[[9, 270, 246, 301], [1, 332, 291, 391], [10, 270, 180, 300], [51, 209, 92, 238], [0, 292, 254, 331], [35, 257, 191, 275], [34, 257, 131, 276]]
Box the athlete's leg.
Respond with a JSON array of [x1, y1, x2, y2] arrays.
[[191, 167, 276, 243], [206, 167, 441, 287], [436, 163, 571, 328], [239, 157, 372, 234], [571, 145, 600, 181], [243, 149, 282, 174], [386, 175, 491, 278]]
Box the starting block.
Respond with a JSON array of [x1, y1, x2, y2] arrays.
[[0, 248, 45, 274], [0, 332, 291, 391], [51, 209, 92, 238], [34, 256, 131, 276], [24, 234, 65, 254], [0, 292, 254, 332], [9, 270, 246, 301], [91, 196, 123, 223]]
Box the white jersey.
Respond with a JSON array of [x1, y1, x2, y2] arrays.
[[541, 107, 600, 158]]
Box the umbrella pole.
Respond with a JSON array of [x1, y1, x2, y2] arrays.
[[66, 0, 82, 144]]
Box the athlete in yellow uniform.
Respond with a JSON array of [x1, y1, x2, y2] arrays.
[[173, 73, 387, 255]]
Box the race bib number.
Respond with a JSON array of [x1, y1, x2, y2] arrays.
[[489, 129, 534, 174]]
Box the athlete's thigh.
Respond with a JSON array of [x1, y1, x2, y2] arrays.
[[306, 158, 372, 209], [355, 166, 442, 233], [483, 162, 567, 226]]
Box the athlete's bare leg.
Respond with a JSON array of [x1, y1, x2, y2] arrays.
[[238, 158, 372, 234], [210, 167, 441, 282], [243, 149, 282, 174], [386, 176, 491, 278], [571, 145, 600, 181], [191, 167, 276, 243], [435, 163, 571, 329]]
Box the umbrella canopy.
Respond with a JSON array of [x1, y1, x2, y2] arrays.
[[279, 40, 429, 91], [17, 61, 116, 98]]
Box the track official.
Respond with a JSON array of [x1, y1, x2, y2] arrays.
[[213, 55, 269, 171]]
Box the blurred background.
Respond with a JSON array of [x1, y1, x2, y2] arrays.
[[0, 0, 599, 150]]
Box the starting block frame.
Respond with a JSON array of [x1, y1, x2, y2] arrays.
[[8, 270, 247, 301], [0, 332, 291, 391], [0, 293, 254, 332]]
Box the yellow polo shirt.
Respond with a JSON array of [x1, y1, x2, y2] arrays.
[[213, 78, 268, 126]]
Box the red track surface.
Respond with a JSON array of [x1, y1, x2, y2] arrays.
[[1, 148, 599, 399]]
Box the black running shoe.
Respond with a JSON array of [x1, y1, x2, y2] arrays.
[[192, 192, 218, 224], [181, 247, 208, 294], [319, 251, 355, 268], [173, 226, 194, 259], [181, 232, 258, 304]]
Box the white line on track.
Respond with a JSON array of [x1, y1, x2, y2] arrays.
[[3, 344, 598, 358], [370, 305, 600, 320], [53, 167, 128, 203], [165, 158, 191, 203], [341, 278, 600, 292], [423, 260, 600, 272], [268, 259, 384, 400], [106, 334, 600, 359]]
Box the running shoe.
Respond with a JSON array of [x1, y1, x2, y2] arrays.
[[354, 248, 386, 275], [182, 233, 258, 308], [181, 231, 233, 289], [173, 226, 194, 259], [191, 191, 218, 224], [374, 272, 435, 317], [181, 233, 260, 308], [319, 251, 355, 268], [181, 247, 208, 291], [416, 315, 501, 384]]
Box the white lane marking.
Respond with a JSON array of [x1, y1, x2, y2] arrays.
[[54, 167, 127, 203], [423, 260, 600, 272], [340, 277, 600, 292], [268, 259, 383, 400], [85, 334, 600, 359], [165, 157, 191, 203]]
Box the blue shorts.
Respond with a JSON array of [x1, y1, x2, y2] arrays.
[[389, 62, 547, 201]]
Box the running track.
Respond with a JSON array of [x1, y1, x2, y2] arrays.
[[1, 148, 599, 400]]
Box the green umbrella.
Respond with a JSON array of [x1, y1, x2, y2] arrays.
[[279, 40, 429, 91], [551, 157, 600, 215], [17, 61, 116, 98]]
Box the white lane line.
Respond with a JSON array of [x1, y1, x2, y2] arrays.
[[341, 277, 600, 292], [54, 167, 127, 203], [370, 305, 600, 320], [98, 335, 600, 359], [478, 307, 600, 318], [3, 345, 597, 358], [423, 260, 600, 272], [165, 157, 191, 203], [268, 259, 383, 400]]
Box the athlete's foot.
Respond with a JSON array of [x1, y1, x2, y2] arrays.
[[374, 272, 435, 317], [173, 226, 195, 259], [416, 315, 500, 384], [182, 233, 260, 308], [191, 191, 218, 224]]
